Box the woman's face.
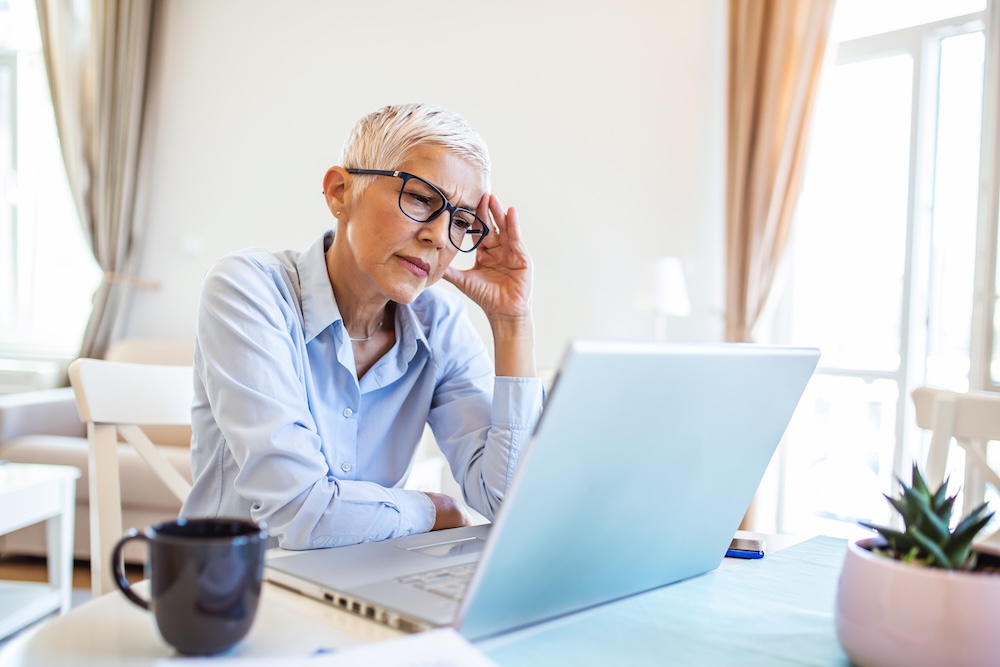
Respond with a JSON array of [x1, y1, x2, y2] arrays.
[[341, 144, 485, 304]]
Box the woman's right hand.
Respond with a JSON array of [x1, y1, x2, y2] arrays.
[[443, 194, 536, 378], [424, 492, 473, 530]]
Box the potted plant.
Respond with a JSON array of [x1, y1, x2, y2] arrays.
[[835, 463, 1000, 667]]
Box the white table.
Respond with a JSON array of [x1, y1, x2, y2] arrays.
[[0, 462, 80, 640], [0, 531, 803, 665], [0, 581, 402, 664]]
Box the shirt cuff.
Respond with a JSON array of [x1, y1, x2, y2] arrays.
[[390, 488, 437, 536], [493, 376, 545, 429]]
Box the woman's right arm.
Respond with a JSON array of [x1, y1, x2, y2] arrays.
[[188, 253, 436, 549]]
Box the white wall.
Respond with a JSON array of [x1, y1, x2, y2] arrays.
[[125, 0, 727, 370]]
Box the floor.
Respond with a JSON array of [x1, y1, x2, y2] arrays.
[[0, 555, 142, 653], [0, 554, 96, 589]]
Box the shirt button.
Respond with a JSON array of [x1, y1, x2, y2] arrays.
[[342, 408, 353, 418], [363, 538, 372, 543], [341, 462, 352, 472]]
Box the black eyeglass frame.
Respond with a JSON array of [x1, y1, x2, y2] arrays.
[[346, 168, 490, 253]]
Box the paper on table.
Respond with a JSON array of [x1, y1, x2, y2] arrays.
[[155, 628, 499, 667]]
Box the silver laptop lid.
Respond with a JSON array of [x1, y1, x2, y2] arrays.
[[455, 340, 819, 640]]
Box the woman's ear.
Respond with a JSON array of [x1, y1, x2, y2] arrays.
[[322, 167, 349, 219]]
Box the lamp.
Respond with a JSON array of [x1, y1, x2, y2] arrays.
[[653, 257, 690, 341]]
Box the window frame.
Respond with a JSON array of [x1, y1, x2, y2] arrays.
[[0, 2, 100, 364], [972, 2, 1000, 392], [772, 6, 998, 535], [821, 11, 992, 488], [0, 50, 17, 335]]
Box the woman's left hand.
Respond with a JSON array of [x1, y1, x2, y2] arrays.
[[443, 194, 533, 325]]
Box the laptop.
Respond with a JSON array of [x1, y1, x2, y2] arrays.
[[265, 340, 820, 641]]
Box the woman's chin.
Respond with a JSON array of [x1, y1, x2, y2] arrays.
[[385, 283, 425, 305]]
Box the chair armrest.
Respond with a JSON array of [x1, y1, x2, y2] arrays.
[[0, 387, 85, 441]]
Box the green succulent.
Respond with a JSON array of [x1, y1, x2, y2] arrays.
[[859, 462, 994, 571]]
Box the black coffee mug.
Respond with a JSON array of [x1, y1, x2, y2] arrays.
[[112, 518, 268, 655]]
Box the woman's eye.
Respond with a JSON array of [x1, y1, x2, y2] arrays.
[[404, 192, 434, 207]]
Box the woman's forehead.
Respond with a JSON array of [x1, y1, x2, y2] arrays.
[[398, 145, 487, 205]]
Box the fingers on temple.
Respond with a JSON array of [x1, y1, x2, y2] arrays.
[[476, 193, 491, 218], [492, 199, 521, 245]]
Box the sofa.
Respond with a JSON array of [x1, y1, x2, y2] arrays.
[[0, 339, 195, 563]]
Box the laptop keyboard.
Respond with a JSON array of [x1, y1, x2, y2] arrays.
[[396, 562, 477, 601]]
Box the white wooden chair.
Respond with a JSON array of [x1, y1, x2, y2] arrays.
[[68, 358, 194, 597], [911, 387, 1000, 554]]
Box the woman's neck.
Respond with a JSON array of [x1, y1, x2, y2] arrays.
[[325, 239, 390, 342]]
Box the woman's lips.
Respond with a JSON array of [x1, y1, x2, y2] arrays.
[[398, 255, 431, 278]]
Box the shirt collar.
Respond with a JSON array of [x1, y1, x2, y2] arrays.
[[396, 294, 432, 362], [298, 231, 339, 343], [297, 231, 433, 359]]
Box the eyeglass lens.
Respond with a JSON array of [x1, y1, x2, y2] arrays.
[[398, 177, 487, 252]]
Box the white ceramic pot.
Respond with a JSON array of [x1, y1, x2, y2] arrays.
[[835, 537, 1000, 667]]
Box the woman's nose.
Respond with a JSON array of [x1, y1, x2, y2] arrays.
[[418, 209, 452, 248]]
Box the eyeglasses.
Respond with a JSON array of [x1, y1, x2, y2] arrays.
[[346, 169, 489, 253]]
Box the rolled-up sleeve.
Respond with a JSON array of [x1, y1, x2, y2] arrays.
[[429, 353, 545, 519]]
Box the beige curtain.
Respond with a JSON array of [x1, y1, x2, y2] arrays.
[[727, 0, 835, 529], [726, 0, 835, 344], [35, 0, 157, 359]]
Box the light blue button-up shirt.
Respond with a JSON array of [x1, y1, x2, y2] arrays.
[[180, 232, 545, 549]]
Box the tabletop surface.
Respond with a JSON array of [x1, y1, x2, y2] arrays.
[[480, 535, 851, 667], [0, 463, 80, 494], [0, 532, 848, 666]]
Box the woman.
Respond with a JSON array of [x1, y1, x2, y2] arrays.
[[180, 103, 544, 550]]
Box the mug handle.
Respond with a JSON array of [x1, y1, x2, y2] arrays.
[[111, 528, 150, 610]]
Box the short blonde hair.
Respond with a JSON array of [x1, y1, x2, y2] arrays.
[[340, 103, 491, 205]]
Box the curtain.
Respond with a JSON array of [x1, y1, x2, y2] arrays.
[[726, 0, 835, 344], [727, 0, 835, 529], [35, 0, 157, 360]]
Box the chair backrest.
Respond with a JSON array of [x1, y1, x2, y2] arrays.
[[911, 387, 1000, 559], [68, 358, 195, 597], [104, 338, 194, 367], [105, 338, 194, 447]]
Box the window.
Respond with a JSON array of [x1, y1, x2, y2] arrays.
[[768, 0, 995, 537], [0, 0, 100, 360]]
